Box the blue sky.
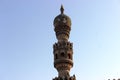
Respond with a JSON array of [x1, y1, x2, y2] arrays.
[[0, 0, 120, 80]]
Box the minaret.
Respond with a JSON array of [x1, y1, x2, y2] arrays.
[[53, 5, 76, 80]]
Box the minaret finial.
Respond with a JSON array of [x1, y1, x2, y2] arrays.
[[60, 5, 64, 14]]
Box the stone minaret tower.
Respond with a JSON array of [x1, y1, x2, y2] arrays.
[[53, 5, 76, 80]]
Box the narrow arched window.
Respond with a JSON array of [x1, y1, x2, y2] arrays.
[[68, 54, 71, 59], [55, 54, 58, 59], [61, 52, 65, 57]]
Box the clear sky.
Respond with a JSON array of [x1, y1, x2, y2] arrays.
[[0, 0, 120, 80]]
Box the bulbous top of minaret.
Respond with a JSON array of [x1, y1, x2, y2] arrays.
[[53, 5, 71, 27]]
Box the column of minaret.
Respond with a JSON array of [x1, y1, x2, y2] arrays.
[[52, 5, 76, 80]]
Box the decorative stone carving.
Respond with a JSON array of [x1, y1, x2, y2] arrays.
[[52, 5, 76, 80]]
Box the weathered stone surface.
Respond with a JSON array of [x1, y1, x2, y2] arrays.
[[52, 5, 76, 80]]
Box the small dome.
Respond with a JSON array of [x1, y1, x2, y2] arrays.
[[53, 5, 71, 27]]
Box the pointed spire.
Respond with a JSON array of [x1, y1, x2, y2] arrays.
[[60, 5, 64, 14]]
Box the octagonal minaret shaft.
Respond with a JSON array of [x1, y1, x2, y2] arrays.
[[53, 5, 76, 80]]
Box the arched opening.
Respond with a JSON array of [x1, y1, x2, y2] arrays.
[[55, 54, 58, 59], [68, 54, 71, 59], [61, 52, 65, 57]]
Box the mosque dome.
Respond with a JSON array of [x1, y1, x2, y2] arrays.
[[53, 5, 71, 27], [53, 5, 72, 42]]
